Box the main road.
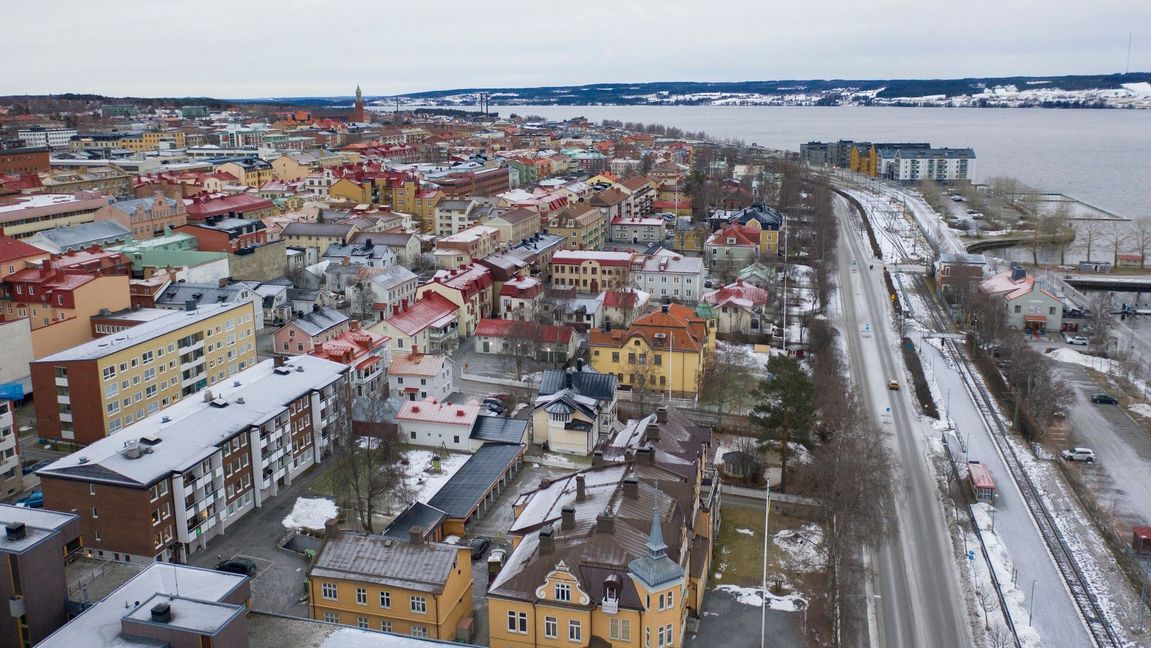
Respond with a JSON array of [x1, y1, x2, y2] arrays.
[[832, 193, 972, 648]]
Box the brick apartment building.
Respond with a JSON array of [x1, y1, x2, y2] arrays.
[[0, 505, 82, 646], [36, 355, 351, 563], [30, 301, 258, 445], [0, 147, 50, 175]]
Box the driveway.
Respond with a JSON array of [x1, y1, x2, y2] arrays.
[[186, 466, 326, 617], [686, 587, 803, 647], [1051, 361, 1151, 530]]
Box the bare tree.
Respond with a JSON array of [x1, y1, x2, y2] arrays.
[[1103, 222, 1128, 267], [698, 344, 757, 414], [330, 388, 406, 533], [1078, 220, 1106, 263], [506, 319, 545, 380], [975, 588, 995, 631], [1130, 218, 1151, 270]]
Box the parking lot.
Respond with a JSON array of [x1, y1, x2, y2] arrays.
[[685, 587, 803, 647], [1052, 362, 1151, 530]]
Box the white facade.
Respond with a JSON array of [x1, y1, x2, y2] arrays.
[[18, 128, 77, 149], [0, 401, 18, 495], [388, 354, 454, 403], [397, 401, 479, 452], [630, 251, 705, 301]]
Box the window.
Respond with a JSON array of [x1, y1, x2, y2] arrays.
[[411, 626, 428, 639], [569, 620, 582, 642], [610, 618, 631, 641], [545, 616, 558, 639], [410, 595, 426, 614], [555, 582, 571, 602], [612, 352, 620, 363], [91, 506, 98, 518], [323, 611, 339, 624], [102, 366, 116, 381], [357, 617, 369, 629], [355, 587, 367, 605], [379, 591, 391, 608], [507, 611, 529, 633], [380, 620, 392, 632], [321, 583, 337, 600]]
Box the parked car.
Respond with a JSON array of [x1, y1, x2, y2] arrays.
[[1091, 393, 1119, 404], [970, 213, 985, 220], [951, 195, 965, 202], [470, 536, 491, 559], [888, 380, 900, 391], [1061, 448, 1095, 463], [21, 459, 54, 475], [966, 208, 978, 215], [15, 491, 44, 508], [1063, 334, 1088, 346], [216, 557, 258, 576]]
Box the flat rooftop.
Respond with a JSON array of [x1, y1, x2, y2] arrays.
[[0, 504, 77, 555], [35, 301, 250, 363]]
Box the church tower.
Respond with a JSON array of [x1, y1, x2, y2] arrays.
[[351, 84, 366, 123]]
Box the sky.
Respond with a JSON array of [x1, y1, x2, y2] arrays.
[[2, 0, 1149, 98]]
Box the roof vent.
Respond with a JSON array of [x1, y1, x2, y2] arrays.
[[456, 409, 465, 417], [274, 367, 292, 375], [296, 365, 304, 372], [161, 416, 171, 423], [5, 523, 27, 541], [140, 435, 162, 446], [122, 440, 142, 460], [233, 380, 241, 387], [150, 601, 172, 623], [209, 398, 229, 408], [77, 456, 88, 464]]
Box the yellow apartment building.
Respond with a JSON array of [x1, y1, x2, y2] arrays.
[[588, 304, 716, 398], [308, 531, 474, 641], [30, 301, 258, 445]]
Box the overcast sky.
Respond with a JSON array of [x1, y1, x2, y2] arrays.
[[3, 0, 1148, 98]]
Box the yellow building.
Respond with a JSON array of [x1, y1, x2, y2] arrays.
[[413, 189, 444, 233], [308, 531, 473, 641], [488, 418, 718, 648], [117, 130, 187, 152], [545, 203, 605, 251], [30, 300, 259, 445], [271, 154, 312, 182], [329, 177, 372, 204], [216, 159, 274, 189], [588, 304, 715, 398]]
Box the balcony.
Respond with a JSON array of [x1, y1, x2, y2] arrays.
[[601, 597, 619, 615]]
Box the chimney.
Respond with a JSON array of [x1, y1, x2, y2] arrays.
[[576, 358, 584, 372], [274, 355, 286, 368], [324, 518, 340, 538], [561, 505, 576, 530], [591, 450, 604, 468], [596, 510, 614, 535], [661, 303, 669, 314], [637, 446, 653, 464], [409, 526, 424, 544], [5, 522, 26, 541], [202, 389, 214, 403], [575, 474, 587, 501], [623, 475, 639, 499], [150, 602, 173, 624], [656, 406, 668, 424], [539, 478, 552, 490], [185, 299, 197, 312], [539, 524, 554, 554]]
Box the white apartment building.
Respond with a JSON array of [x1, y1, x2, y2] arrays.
[[17, 127, 78, 149], [630, 249, 706, 301]]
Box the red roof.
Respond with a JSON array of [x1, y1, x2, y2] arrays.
[[702, 280, 770, 309], [603, 289, 640, 309], [968, 462, 995, 490], [707, 224, 760, 247], [396, 398, 480, 425], [474, 318, 573, 344], [552, 250, 633, 267], [308, 325, 389, 367], [184, 193, 274, 219], [0, 235, 47, 265], [430, 264, 493, 297], [385, 292, 458, 336], [499, 276, 543, 299]]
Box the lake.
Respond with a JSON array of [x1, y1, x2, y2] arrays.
[[493, 105, 1151, 221]]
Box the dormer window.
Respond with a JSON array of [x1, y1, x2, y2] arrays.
[[554, 582, 571, 602]]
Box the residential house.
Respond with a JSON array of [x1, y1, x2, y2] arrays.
[[531, 364, 619, 454], [388, 350, 454, 404], [350, 230, 421, 266], [308, 531, 473, 641], [0, 234, 50, 281], [545, 203, 606, 251], [705, 223, 760, 270], [499, 276, 544, 320], [434, 225, 501, 268], [308, 321, 390, 399], [736, 261, 776, 290], [281, 222, 361, 255], [356, 265, 419, 321], [484, 207, 541, 245], [274, 306, 351, 355], [630, 249, 705, 302], [603, 289, 651, 328], [979, 266, 1063, 333], [433, 198, 481, 237], [550, 250, 633, 294], [474, 319, 577, 364], [608, 216, 666, 245], [153, 281, 265, 331], [94, 193, 189, 240], [398, 399, 482, 452], [935, 252, 987, 299], [701, 280, 771, 335], [417, 264, 494, 337], [184, 192, 277, 222], [589, 303, 716, 398], [323, 239, 398, 269], [372, 292, 460, 354]]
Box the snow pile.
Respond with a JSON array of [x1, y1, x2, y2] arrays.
[[1046, 347, 1151, 394], [715, 584, 807, 612], [736, 528, 756, 536], [282, 497, 338, 531], [1128, 403, 1151, 419], [773, 523, 825, 573], [403, 450, 470, 505]]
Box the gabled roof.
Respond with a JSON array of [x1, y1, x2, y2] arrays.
[[285, 307, 349, 337], [0, 235, 47, 264], [470, 416, 529, 445], [309, 532, 460, 593], [381, 502, 448, 541], [538, 366, 617, 402], [706, 224, 760, 248], [702, 280, 770, 310], [474, 319, 573, 344], [383, 292, 457, 336], [426, 443, 524, 518], [397, 399, 479, 426], [388, 351, 448, 377]]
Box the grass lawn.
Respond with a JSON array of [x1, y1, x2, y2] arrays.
[[713, 505, 810, 587]]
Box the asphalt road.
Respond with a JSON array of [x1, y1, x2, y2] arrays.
[[833, 194, 971, 648]]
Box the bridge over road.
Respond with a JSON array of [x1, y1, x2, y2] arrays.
[[1062, 273, 1151, 294]]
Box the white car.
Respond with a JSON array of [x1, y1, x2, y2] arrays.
[[1061, 447, 1095, 463], [1063, 334, 1088, 346]]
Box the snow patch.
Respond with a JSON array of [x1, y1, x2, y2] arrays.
[[773, 523, 826, 572], [402, 450, 470, 506], [1128, 403, 1151, 418], [715, 584, 807, 611], [282, 497, 338, 531], [736, 528, 756, 536]]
